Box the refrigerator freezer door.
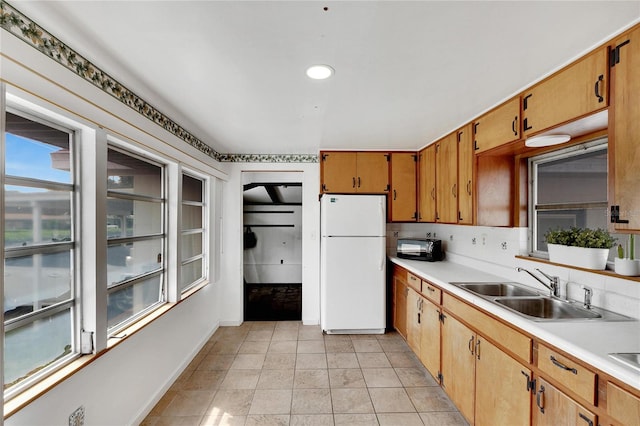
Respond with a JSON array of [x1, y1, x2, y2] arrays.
[[321, 236, 386, 333], [321, 194, 386, 237]]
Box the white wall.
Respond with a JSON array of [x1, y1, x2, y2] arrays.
[[220, 165, 320, 326], [2, 31, 227, 425]]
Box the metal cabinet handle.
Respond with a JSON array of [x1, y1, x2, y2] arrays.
[[426, 286, 435, 293], [512, 115, 518, 136], [357, 177, 361, 188], [393, 189, 397, 200], [594, 74, 604, 103], [550, 355, 578, 375], [452, 183, 457, 198], [579, 413, 594, 426], [468, 336, 475, 355], [466, 180, 471, 196], [536, 385, 545, 413], [352, 177, 356, 188], [475, 338, 481, 360], [430, 188, 435, 200]]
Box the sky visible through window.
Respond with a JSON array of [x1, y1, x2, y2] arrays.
[[5, 133, 71, 186]]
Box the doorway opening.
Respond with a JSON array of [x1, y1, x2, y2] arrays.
[[242, 172, 302, 321]]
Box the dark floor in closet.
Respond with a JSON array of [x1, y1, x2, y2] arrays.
[[244, 283, 302, 321]]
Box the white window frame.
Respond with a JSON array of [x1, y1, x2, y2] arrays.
[[179, 170, 208, 295], [528, 138, 608, 257], [105, 143, 168, 336], [2, 105, 82, 399]]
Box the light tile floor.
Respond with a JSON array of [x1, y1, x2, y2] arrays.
[[142, 321, 468, 426]]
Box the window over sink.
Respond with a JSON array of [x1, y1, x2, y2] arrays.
[[529, 138, 618, 258]]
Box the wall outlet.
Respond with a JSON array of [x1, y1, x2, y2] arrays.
[[69, 406, 85, 426]]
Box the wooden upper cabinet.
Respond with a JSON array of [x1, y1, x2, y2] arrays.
[[610, 25, 640, 231], [435, 133, 458, 223], [473, 97, 521, 154], [522, 47, 609, 137], [418, 144, 436, 222], [390, 153, 417, 222], [457, 125, 474, 225], [320, 151, 389, 193]]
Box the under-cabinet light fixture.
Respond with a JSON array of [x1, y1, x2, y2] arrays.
[[525, 134, 571, 148], [306, 64, 334, 80]]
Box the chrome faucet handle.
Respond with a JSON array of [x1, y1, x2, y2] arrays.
[[535, 268, 560, 296], [581, 285, 593, 309]]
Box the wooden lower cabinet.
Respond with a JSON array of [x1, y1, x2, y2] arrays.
[[393, 272, 408, 339], [607, 381, 640, 426], [533, 377, 597, 426], [406, 287, 422, 353], [441, 312, 531, 425], [441, 314, 476, 423], [418, 296, 441, 381]]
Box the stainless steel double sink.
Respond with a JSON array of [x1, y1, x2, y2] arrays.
[[450, 282, 634, 322]]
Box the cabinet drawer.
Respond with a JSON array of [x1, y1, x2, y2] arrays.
[[538, 344, 596, 405], [421, 280, 442, 304], [607, 381, 640, 426], [407, 272, 421, 292], [442, 293, 531, 363]]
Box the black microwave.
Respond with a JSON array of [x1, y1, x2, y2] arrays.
[[397, 238, 443, 262]]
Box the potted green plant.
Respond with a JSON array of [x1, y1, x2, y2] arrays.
[[544, 227, 616, 270], [614, 234, 639, 276]]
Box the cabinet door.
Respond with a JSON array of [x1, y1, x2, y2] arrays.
[[473, 97, 521, 154], [435, 134, 458, 223], [390, 153, 417, 222], [607, 381, 640, 426], [533, 377, 597, 426], [441, 314, 475, 424], [475, 337, 532, 426], [457, 126, 473, 225], [393, 276, 408, 339], [418, 145, 436, 222], [356, 152, 389, 193], [523, 47, 608, 136], [610, 26, 640, 230], [406, 288, 422, 354], [419, 297, 441, 381], [321, 152, 357, 193]]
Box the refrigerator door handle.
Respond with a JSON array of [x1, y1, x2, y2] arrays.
[[379, 239, 385, 271]]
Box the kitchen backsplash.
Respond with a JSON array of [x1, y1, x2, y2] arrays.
[[387, 223, 640, 320]]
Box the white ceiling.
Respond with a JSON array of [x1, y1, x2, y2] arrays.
[[10, 1, 640, 156]]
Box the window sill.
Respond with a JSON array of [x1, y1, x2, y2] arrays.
[[4, 280, 210, 419], [516, 255, 640, 283]]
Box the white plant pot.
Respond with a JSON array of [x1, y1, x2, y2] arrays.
[[547, 243, 610, 270], [614, 258, 640, 276]]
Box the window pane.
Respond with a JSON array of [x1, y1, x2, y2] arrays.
[[4, 251, 72, 320], [4, 186, 72, 248], [4, 309, 72, 388], [107, 275, 162, 329], [5, 112, 71, 184], [182, 175, 203, 202], [107, 239, 163, 286], [182, 204, 203, 230], [107, 198, 162, 238], [107, 148, 162, 198], [181, 258, 203, 292], [181, 232, 203, 260], [537, 150, 607, 204], [536, 207, 608, 251]]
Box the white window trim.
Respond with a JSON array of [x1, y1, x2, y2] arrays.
[[528, 138, 608, 257]]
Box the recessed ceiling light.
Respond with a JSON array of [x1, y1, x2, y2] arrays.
[[306, 64, 334, 80], [525, 134, 571, 148]]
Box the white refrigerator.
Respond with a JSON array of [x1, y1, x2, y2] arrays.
[[320, 194, 386, 334]]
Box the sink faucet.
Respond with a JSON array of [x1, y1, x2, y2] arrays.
[[516, 267, 560, 297], [581, 285, 593, 309]]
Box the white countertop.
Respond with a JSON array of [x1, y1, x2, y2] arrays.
[[389, 256, 640, 392]]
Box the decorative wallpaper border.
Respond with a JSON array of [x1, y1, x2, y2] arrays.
[[0, 1, 318, 164]]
